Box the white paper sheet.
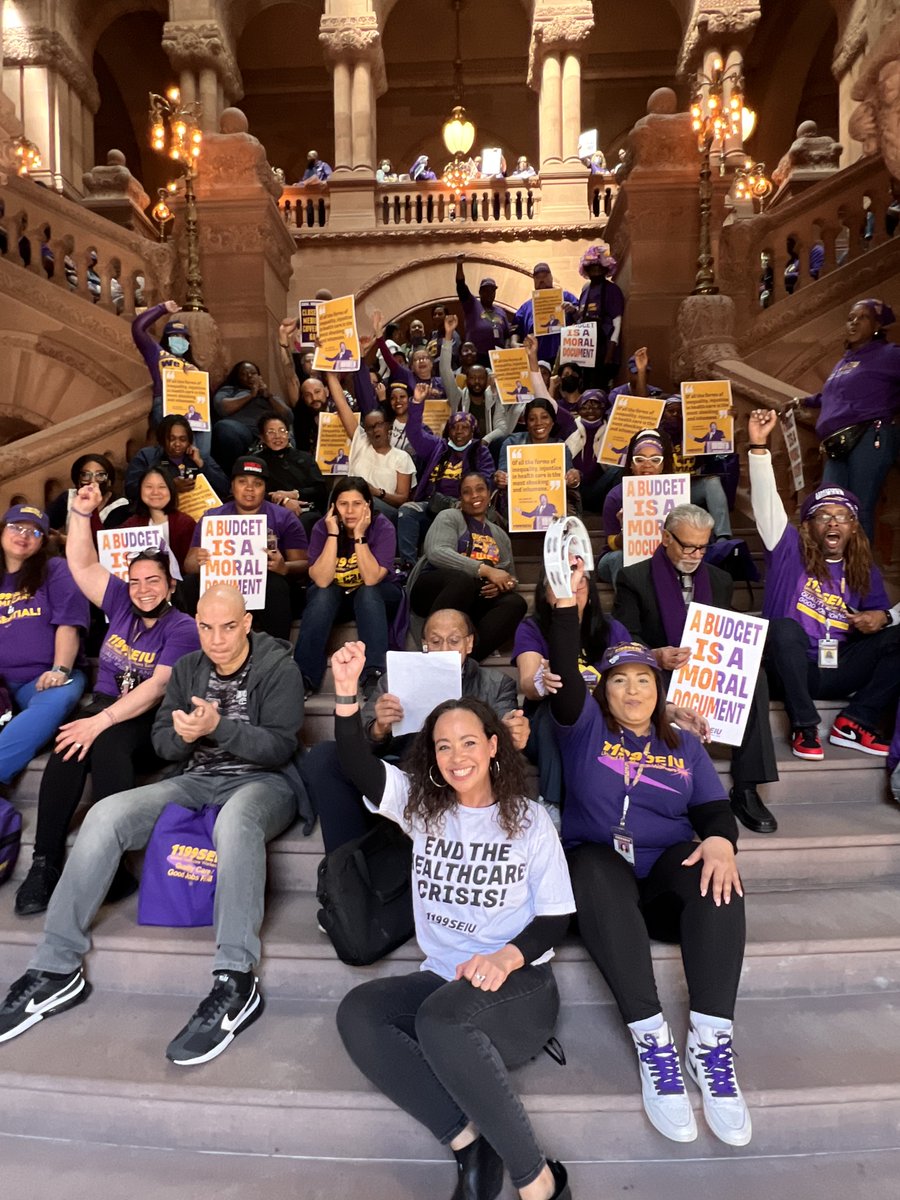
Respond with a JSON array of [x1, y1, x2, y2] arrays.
[[386, 650, 462, 736]]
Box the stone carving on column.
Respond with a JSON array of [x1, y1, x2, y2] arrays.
[[161, 22, 243, 103], [3, 26, 100, 112], [849, 11, 900, 177], [771, 121, 843, 190], [82, 150, 150, 211], [196, 107, 283, 202], [672, 293, 739, 383], [527, 4, 594, 90], [676, 2, 761, 76], [319, 15, 387, 96]]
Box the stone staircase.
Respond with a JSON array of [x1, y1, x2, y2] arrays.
[[2, 518, 899, 1197]]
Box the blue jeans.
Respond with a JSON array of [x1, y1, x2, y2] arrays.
[[597, 549, 623, 586], [822, 422, 900, 541], [691, 475, 732, 538], [32, 770, 296, 975], [397, 501, 431, 561], [211, 418, 254, 474], [293, 579, 402, 687], [0, 672, 87, 784]]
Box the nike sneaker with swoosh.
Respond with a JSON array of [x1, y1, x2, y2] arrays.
[[166, 970, 263, 1066], [829, 714, 889, 757], [0, 967, 91, 1042]]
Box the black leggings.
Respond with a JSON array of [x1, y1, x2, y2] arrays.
[[566, 841, 745, 1023], [337, 965, 559, 1189], [33, 705, 158, 867], [410, 569, 527, 661]]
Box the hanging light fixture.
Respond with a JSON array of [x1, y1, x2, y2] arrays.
[[442, 0, 476, 186], [9, 68, 43, 176]]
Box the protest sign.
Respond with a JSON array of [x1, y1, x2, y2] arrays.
[[162, 367, 211, 432], [598, 396, 666, 466], [681, 380, 734, 456], [489, 347, 533, 405], [507, 443, 566, 533], [175, 473, 220, 522], [312, 295, 361, 372], [298, 299, 322, 347], [666, 603, 768, 747], [481, 147, 503, 176], [97, 525, 166, 582], [578, 129, 598, 159], [781, 409, 805, 492], [622, 473, 690, 566], [315, 411, 357, 475], [532, 288, 565, 337], [543, 516, 594, 600], [422, 400, 451, 437], [199, 513, 267, 610], [559, 322, 597, 367], [386, 650, 462, 736]]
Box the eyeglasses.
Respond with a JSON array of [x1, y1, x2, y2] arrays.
[[423, 634, 467, 652], [79, 470, 108, 483], [6, 523, 43, 540], [667, 528, 710, 555], [811, 511, 855, 525], [365, 419, 387, 430], [265, 426, 289, 436], [632, 455, 664, 467]]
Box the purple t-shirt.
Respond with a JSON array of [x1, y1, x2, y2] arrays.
[[762, 524, 890, 658], [512, 615, 630, 689], [94, 575, 201, 698], [458, 283, 512, 356], [190, 500, 308, 556], [308, 513, 396, 590], [555, 693, 725, 877], [602, 482, 624, 549], [804, 339, 900, 439], [0, 557, 89, 685], [576, 279, 625, 363]]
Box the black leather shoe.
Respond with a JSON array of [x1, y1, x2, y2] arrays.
[[15, 855, 60, 916], [548, 1159, 572, 1199], [451, 1135, 503, 1200], [730, 786, 777, 834]]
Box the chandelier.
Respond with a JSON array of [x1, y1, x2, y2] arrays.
[[442, 1, 476, 187]]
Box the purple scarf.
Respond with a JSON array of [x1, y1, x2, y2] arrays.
[[649, 543, 713, 645]]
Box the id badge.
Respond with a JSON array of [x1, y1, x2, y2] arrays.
[[818, 638, 839, 669], [612, 824, 635, 865]]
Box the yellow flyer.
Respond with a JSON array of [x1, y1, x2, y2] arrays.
[[315, 411, 358, 475], [312, 295, 361, 372], [681, 380, 734, 456], [507, 443, 566, 533], [598, 396, 666, 466], [422, 400, 451, 436], [532, 288, 565, 337], [175, 472, 220, 522], [162, 367, 211, 432], [489, 348, 533, 405]]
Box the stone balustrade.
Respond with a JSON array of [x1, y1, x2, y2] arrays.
[[0, 174, 164, 318]]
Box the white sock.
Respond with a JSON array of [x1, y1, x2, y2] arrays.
[[690, 1010, 733, 1033], [628, 1013, 667, 1036]]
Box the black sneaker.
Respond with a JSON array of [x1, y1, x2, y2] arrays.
[[165, 970, 263, 1066], [0, 967, 91, 1043], [15, 855, 61, 916]]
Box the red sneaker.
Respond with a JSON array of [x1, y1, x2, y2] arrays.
[[791, 727, 824, 760], [829, 715, 889, 757]]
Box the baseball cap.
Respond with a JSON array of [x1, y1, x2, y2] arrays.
[[598, 641, 660, 673], [231, 455, 269, 481], [3, 504, 49, 535], [532, 261, 552, 275], [163, 319, 190, 339], [479, 277, 497, 289], [799, 484, 860, 523]]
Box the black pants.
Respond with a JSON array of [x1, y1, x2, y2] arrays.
[[765, 618, 900, 730], [300, 740, 377, 853], [337, 965, 559, 1189], [566, 841, 745, 1023], [251, 573, 297, 642], [33, 703, 158, 866], [410, 569, 527, 661]]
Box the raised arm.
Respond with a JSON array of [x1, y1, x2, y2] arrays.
[[333, 640, 388, 802], [746, 408, 788, 550], [325, 371, 359, 439], [547, 560, 589, 726], [62, 481, 116, 607], [440, 318, 463, 409]]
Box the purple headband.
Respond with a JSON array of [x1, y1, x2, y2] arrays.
[[857, 298, 896, 327], [799, 485, 860, 523]]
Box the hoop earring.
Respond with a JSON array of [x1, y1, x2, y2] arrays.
[[428, 766, 448, 788], [490, 757, 500, 778]]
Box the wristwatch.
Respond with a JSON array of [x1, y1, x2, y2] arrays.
[[52, 665, 71, 676]]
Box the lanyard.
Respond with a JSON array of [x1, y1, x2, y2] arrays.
[[620, 738, 652, 825], [822, 570, 846, 639]]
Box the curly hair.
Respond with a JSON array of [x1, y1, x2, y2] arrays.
[[401, 697, 530, 839], [798, 520, 872, 596]]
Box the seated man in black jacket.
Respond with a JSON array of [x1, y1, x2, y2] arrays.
[[301, 608, 528, 853], [613, 504, 779, 833]]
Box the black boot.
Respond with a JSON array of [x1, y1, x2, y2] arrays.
[[547, 1159, 572, 1199], [451, 1135, 504, 1200], [15, 855, 61, 916], [729, 785, 777, 834]]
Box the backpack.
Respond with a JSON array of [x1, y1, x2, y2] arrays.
[[0, 798, 22, 887], [316, 819, 415, 966], [137, 804, 218, 927]]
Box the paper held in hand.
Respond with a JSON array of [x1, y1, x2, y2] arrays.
[[298, 299, 322, 347], [489, 347, 533, 405], [422, 400, 451, 436], [781, 409, 805, 492], [543, 516, 595, 600], [622, 473, 690, 567], [598, 396, 666, 467], [681, 380, 734, 456], [199, 513, 268, 611], [315, 411, 358, 475], [175, 473, 220, 522], [97, 525, 168, 582], [666, 602, 768, 747], [312, 295, 361, 372], [162, 367, 211, 432], [386, 650, 462, 736], [506, 443, 566, 533], [559, 322, 597, 367], [532, 288, 565, 337]]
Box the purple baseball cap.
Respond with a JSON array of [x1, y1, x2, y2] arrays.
[[163, 319, 190, 339], [479, 277, 497, 289], [598, 641, 660, 673], [799, 484, 860, 523], [532, 261, 552, 275], [3, 504, 49, 535]]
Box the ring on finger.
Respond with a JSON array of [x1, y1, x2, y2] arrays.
[[474, 972, 486, 983]]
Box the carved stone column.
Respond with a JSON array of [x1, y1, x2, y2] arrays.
[[333, 60, 353, 169], [849, 10, 900, 182], [538, 52, 562, 167], [161, 22, 242, 135], [561, 51, 582, 162]]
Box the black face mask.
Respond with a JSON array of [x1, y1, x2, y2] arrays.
[[560, 376, 580, 394], [131, 597, 172, 620]]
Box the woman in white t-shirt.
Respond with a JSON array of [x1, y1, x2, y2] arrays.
[[325, 372, 416, 524], [332, 640, 576, 1200]]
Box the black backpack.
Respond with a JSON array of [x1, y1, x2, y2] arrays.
[[316, 820, 415, 966]]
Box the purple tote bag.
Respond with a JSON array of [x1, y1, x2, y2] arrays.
[[137, 803, 219, 927]]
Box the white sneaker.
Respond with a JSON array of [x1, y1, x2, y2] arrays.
[[631, 1023, 698, 1142], [686, 1022, 752, 1146]]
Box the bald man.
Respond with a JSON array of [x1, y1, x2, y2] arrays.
[[0, 585, 306, 1066]]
